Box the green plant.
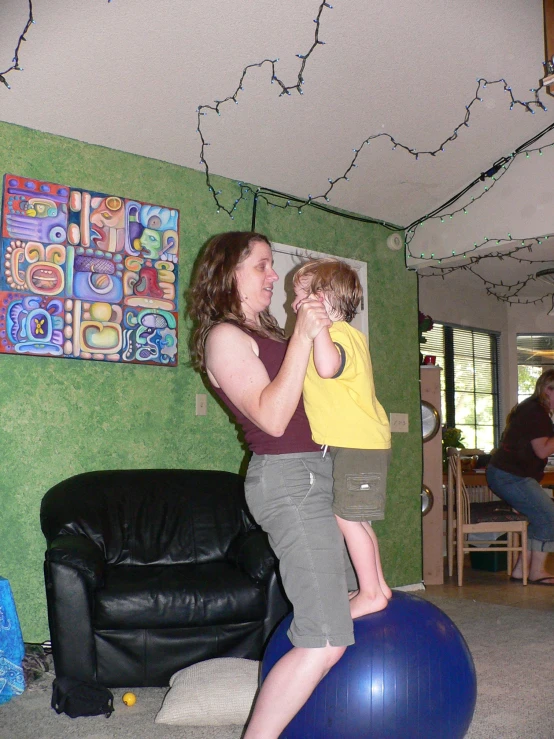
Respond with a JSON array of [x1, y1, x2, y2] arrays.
[[442, 426, 465, 469]]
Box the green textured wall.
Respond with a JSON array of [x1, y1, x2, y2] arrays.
[[0, 121, 422, 642]]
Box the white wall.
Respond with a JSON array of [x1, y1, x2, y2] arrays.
[[420, 265, 554, 443], [418, 270, 510, 420], [505, 301, 554, 404], [419, 270, 554, 419]]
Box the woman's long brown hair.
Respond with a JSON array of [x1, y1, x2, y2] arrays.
[[187, 231, 284, 370]]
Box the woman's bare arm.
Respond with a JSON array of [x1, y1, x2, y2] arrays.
[[206, 299, 331, 436], [531, 436, 554, 459]]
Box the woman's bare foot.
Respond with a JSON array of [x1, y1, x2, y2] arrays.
[[349, 590, 389, 619], [529, 575, 554, 585], [528, 568, 554, 584], [381, 584, 393, 600], [348, 589, 359, 600]]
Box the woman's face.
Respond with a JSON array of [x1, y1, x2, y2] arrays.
[[544, 384, 554, 410], [235, 239, 278, 320]]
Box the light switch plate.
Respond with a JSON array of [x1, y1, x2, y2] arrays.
[[390, 413, 409, 432], [195, 394, 207, 416]]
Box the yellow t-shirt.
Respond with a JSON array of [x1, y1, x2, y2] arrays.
[[302, 321, 391, 449]]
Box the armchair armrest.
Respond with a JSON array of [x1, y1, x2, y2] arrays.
[[44, 535, 103, 681], [46, 535, 105, 589], [227, 529, 277, 583]]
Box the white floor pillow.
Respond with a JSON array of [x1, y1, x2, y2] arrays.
[[155, 657, 260, 726]]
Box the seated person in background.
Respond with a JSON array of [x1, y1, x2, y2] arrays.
[[486, 369, 554, 585], [292, 257, 392, 618]]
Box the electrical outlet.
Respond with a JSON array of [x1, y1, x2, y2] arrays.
[[195, 394, 207, 416], [390, 413, 409, 432]]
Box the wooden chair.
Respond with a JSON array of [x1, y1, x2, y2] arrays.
[[446, 448, 529, 586]]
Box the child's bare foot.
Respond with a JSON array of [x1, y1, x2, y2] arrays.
[[349, 590, 389, 619]]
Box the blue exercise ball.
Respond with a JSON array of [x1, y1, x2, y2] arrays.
[[262, 591, 476, 739]]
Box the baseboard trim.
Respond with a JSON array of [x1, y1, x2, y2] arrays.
[[393, 582, 425, 592]]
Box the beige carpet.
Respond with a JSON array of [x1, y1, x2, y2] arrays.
[[422, 595, 554, 739], [2, 595, 553, 739]]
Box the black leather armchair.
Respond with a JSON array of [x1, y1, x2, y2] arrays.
[[41, 469, 289, 687]]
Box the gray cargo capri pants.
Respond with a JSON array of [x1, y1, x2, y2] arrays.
[[245, 451, 354, 648]]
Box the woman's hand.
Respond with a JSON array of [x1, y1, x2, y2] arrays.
[[293, 295, 332, 342]]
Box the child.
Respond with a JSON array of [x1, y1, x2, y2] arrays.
[[292, 257, 392, 618]]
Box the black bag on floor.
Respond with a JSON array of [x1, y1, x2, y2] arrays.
[[51, 676, 114, 718]]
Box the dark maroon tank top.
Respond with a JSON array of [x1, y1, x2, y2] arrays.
[[211, 327, 319, 455]]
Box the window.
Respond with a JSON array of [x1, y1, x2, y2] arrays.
[[516, 334, 554, 403], [423, 323, 500, 452]]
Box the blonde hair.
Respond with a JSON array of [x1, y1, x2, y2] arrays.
[[293, 258, 362, 323]]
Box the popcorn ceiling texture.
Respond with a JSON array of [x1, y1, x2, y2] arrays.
[[0, 120, 421, 641]]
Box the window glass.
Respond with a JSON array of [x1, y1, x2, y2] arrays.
[[424, 322, 500, 452], [453, 357, 474, 392], [454, 394, 476, 425], [458, 425, 476, 449], [475, 395, 494, 424], [516, 335, 554, 403], [475, 425, 495, 452], [517, 365, 542, 404]]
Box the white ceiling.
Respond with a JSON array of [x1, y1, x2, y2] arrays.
[[1, 0, 554, 298]]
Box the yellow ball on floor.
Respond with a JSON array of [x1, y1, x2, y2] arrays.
[[122, 692, 136, 706]]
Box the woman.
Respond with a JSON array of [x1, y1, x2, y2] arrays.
[[487, 369, 554, 585], [188, 232, 354, 738]]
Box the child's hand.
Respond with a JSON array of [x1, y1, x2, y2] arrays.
[[292, 292, 324, 314]]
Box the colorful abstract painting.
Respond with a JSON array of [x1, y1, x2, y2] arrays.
[[0, 175, 179, 365]]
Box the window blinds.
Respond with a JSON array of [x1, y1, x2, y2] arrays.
[[421, 322, 499, 447]]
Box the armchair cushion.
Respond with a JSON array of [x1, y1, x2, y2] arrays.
[[41, 469, 253, 566], [94, 563, 266, 630]]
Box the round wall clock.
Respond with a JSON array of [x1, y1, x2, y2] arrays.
[[421, 485, 434, 516], [421, 400, 440, 442]]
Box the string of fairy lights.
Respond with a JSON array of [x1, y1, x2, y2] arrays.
[[196, 0, 554, 307], [3, 0, 554, 305], [193, 2, 554, 308], [0, 0, 34, 89], [0, 0, 111, 89], [412, 123, 554, 305], [418, 241, 554, 306], [195, 0, 551, 228]]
